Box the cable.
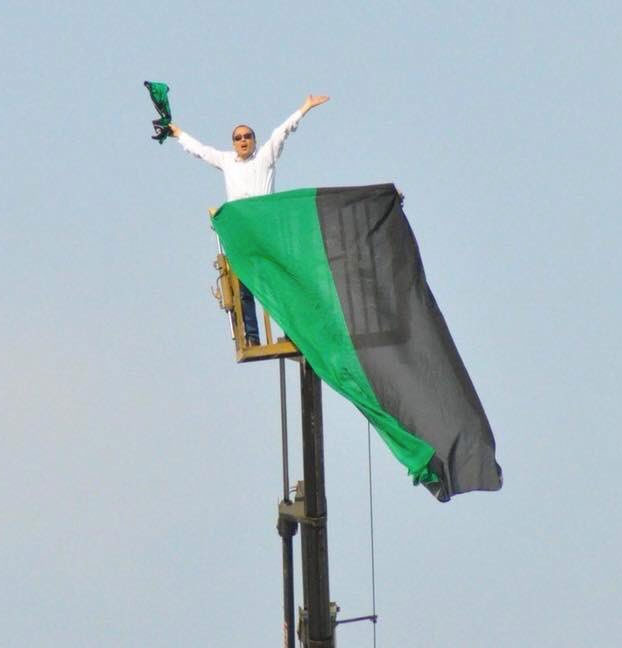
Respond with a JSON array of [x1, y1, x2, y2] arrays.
[[367, 421, 377, 648]]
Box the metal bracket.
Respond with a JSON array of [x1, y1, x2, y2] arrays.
[[297, 603, 339, 648], [335, 614, 378, 626], [278, 481, 327, 528]]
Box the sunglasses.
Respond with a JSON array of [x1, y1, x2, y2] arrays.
[[233, 132, 254, 141]]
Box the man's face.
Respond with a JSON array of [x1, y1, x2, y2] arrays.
[[232, 126, 256, 160]]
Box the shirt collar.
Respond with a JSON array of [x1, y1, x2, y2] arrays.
[[234, 149, 257, 163]]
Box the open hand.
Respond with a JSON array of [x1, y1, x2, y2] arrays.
[[300, 95, 330, 116]]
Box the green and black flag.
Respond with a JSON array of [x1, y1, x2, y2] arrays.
[[212, 184, 502, 501], [144, 81, 172, 144]]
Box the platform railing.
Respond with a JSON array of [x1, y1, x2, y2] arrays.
[[209, 208, 300, 363]]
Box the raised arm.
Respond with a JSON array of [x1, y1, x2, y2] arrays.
[[261, 95, 330, 164], [169, 123, 225, 169]]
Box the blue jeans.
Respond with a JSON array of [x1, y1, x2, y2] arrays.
[[239, 281, 259, 343]]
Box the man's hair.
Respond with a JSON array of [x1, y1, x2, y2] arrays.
[[232, 124, 256, 140]]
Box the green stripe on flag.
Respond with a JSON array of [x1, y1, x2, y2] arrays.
[[213, 189, 437, 484]]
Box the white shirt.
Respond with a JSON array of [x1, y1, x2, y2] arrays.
[[178, 110, 303, 201]]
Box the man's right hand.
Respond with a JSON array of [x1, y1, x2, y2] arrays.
[[169, 123, 181, 137]]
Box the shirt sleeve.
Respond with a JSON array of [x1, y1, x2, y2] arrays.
[[259, 110, 303, 166], [178, 132, 225, 170]]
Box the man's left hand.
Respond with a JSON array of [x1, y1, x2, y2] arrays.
[[300, 95, 330, 116]]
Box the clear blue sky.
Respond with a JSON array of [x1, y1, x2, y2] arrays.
[[2, 2, 622, 646]]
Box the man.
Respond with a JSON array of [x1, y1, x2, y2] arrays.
[[170, 94, 329, 345]]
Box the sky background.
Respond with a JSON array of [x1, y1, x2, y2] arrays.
[[2, 1, 622, 646]]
